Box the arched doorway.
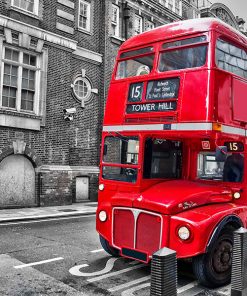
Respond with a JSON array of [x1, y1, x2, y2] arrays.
[[0, 155, 36, 207]]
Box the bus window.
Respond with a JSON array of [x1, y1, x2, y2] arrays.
[[216, 39, 247, 79], [159, 45, 207, 72], [162, 35, 207, 49], [102, 136, 139, 183], [197, 152, 244, 182], [143, 138, 182, 179], [116, 55, 154, 79]]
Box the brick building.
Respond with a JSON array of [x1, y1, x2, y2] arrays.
[[0, 0, 104, 207]]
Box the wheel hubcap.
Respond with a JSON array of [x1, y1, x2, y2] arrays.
[[213, 240, 232, 273]]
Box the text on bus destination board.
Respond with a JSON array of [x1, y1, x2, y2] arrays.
[[146, 78, 180, 100], [126, 101, 177, 113]]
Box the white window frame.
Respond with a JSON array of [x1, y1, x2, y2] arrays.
[[134, 15, 143, 35], [111, 4, 120, 37], [72, 76, 92, 102], [78, 0, 91, 32], [146, 20, 155, 31], [0, 45, 41, 115], [11, 0, 39, 16]]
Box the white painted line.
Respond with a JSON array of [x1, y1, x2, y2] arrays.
[[121, 282, 150, 296], [90, 249, 104, 253], [0, 214, 96, 226], [108, 275, 150, 292], [14, 257, 64, 269], [69, 258, 119, 277], [87, 263, 145, 283], [177, 281, 198, 294]]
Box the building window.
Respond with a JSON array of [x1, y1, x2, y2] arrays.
[[72, 76, 92, 102], [111, 4, 120, 37], [11, 0, 39, 15], [175, 0, 181, 15], [78, 0, 91, 32], [168, 0, 173, 10], [146, 20, 155, 31], [134, 15, 143, 35], [1, 47, 41, 113]]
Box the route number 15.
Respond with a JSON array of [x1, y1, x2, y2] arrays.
[[128, 83, 143, 102]]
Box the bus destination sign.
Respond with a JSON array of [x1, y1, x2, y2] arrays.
[[146, 78, 180, 100], [126, 101, 177, 114]]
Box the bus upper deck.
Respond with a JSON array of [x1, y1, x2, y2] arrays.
[[103, 18, 247, 131]]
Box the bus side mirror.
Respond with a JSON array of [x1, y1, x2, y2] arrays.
[[103, 144, 108, 156], [216, 146, 227, 162]]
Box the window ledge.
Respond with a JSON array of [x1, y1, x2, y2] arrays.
[[111, 35, 125, 45], [9, 6, 40, 20], [0, 111, 41, 131], [77, 27, 92, 36]]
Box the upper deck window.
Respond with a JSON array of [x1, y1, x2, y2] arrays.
[[159, 36, 207, 72], [116, 47, 154, 79], [216, 39, 247, 79], [162, 36, 207, 49]]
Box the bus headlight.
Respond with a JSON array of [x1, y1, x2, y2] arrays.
[[178, 226, 191, 240], [233, 192, 241, 199], [99, 184, 104, 191], [99, 210, 107, 222]]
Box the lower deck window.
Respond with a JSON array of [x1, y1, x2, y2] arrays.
[[197, 152, 244, 182], [102, 135, 139, 183]]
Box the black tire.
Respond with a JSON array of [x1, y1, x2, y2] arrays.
[[99, 235, 119, 257], [192, 230, 233, 288]]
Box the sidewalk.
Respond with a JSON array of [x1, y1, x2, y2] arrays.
[[0, 202, 97, 223]]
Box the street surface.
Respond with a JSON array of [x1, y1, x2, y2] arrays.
[[0, 215, 231, 296]]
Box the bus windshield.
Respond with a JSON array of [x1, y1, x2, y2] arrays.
[[102, 136, 139, 183], [143, 138, 182, 179]]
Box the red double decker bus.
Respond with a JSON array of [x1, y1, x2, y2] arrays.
[[96, 18, 247, 287]]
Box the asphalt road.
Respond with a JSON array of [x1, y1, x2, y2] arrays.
[[0, 215, 230, 296]]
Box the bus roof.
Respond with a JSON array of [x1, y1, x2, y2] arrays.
[[120, 18, 247, 51]]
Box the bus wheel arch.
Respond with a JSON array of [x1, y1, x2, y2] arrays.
[[192, 215, 242, 287]]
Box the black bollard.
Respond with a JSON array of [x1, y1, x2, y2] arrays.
[[150, 247, 177, 296], [231, 227, 247, 296]]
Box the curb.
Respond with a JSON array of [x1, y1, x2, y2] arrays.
[[0, 211, 96, 224]]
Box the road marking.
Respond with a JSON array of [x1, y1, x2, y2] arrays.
[[69, 258, 119, 277], [121, 282, 150, 296], [14, 257, 64, 269], [108, 275, 151, 292], [90, 249, 104, 253], [177, 281, 198, 293], [88, 263, 145, 283], [0, 215, 96, 226]]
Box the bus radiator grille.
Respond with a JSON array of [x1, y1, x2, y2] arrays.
[[113, 208, 162, 256]]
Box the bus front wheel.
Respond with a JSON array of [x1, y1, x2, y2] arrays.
[[99, 235, 119, 257], [192, 230, 233, 288]]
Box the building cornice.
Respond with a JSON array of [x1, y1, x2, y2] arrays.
[[0, 14, 77, 50], [0, 14, 103, 64], [127, 0, 182, 21]]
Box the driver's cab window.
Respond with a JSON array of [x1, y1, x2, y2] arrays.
[[143, 138, 182, 179], [197, 152, 244, 182]]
